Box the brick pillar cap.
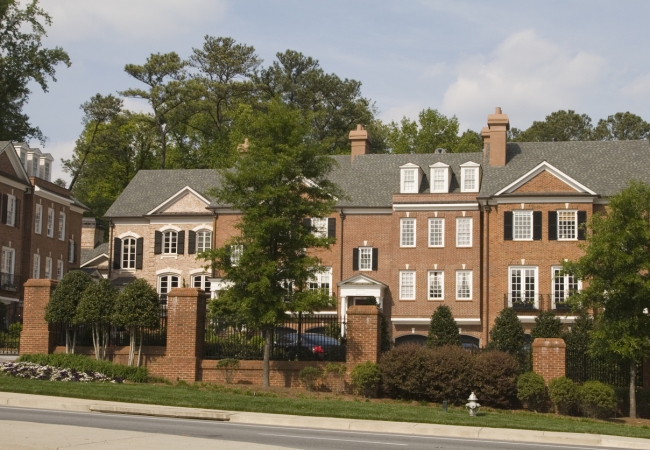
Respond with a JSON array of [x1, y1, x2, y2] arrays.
[[167, 288, 206, 298], [532, 337, 566, 348], [347, 305, 381, 315], [24, 279, 58, 288]]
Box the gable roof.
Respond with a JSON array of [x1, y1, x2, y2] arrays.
[[0, 141, 30, 186], [80, 243, 109, 266]]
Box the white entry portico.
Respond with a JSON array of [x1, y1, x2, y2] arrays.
[[337, 274, 387, 320]]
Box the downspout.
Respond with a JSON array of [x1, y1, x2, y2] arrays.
[[339, 210, 345, 325], [482, 203, 490, 347], [212, 213, 219, 279], [107, 220, 114, 279]]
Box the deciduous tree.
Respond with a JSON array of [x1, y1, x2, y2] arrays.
[[76, 279, 117, 360]]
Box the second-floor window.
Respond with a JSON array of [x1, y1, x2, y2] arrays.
[[428, 218, 444, 247], [33, 254, 40, 278], [35, 204, 42, 234], [513, 211, 532, 240], [456, 271, 472, 300], [1, 247, 15, 281], [456, 217, 472, 247], [308, 267, 332, 295], [4, 194, 16, 227], [196, 230, 212, 253], [122, 238, 136, 269], [558, 211, 577, 240], [428, 271, 444, 300], [552, 267, 581, 306], [58, 212, 66, 240], [230, 244, 243, 266], [68, 240, 76, 263], [57, 260, 64, 280], [400, 218, 416, 247], [47, 208, 54, 237], [45, 257, 52, 279], [163, 231, 177, 254], [399, 271, 415, 300]]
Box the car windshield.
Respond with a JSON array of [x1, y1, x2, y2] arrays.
[[277, 333, 339, 346]]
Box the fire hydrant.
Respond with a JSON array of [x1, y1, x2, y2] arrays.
[[465, 392, 480, 416]]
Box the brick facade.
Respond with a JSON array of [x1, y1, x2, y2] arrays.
[[532, 338, 566, 384], [20, 279, 58, 354]]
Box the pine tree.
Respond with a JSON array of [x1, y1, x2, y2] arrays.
[[427, 305, 460, 347], [530, 311, 562, 339], [488, 307, 525, 355]]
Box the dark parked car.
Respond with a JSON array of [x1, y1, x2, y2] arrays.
[[275, 333, 342, 360]]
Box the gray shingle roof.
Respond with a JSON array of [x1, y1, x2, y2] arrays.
[[104, 140, 650, 217], [80, 242, 109, 265]]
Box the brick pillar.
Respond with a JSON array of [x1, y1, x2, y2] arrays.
[[346, 305, 381, 365], [532, 338, 566, 384], [164, 288, 206, 382], [20, 279, 58, 355]]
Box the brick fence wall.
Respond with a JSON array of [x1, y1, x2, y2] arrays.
[[532, 338, 566, 384]]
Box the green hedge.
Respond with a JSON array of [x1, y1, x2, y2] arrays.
[[17, 354, 149, 383]]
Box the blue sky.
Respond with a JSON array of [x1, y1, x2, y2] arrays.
[[23, 0, 650, 182]]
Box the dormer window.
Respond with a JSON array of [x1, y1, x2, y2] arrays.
[[460, 162, 481, 193], [429, 162, 451, 193], [44, 162, 50, 181], [400, 163, 422, 194], [31, 158, 38, 177]]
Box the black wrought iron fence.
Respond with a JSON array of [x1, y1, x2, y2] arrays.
[[0, 302, 21, 355], [566, 349, 643, 388], [205, 314, 346, 362]]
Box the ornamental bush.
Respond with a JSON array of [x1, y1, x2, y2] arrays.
[[427, 305, 460, 348], [548, 376, 579, 415], [516, 372, 547, 411], [351, 361, 381, 397], [472, 350, 519, 408], [579, 381, 616, 419], [299, 366, 322, 391], [488, 308, 525, 356], [0, 361, 118, 382], [530, 311, 563, 339]]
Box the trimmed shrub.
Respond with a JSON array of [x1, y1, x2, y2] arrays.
[[299, 366, 322, 391], [472, 350, 519, 408], [517, 372, 547, 411], [351, 362, 381, 397], [548, 376, 579, 415], [325, 363, 346, 394], [427, 305, 460, 348], [579, 381, 616, 419], [216, 358, 240, 384], [530, 311, 562, 339], [488, 308, 525, 356]]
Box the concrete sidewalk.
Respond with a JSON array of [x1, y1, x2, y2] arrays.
[[0, 392, 649, 449]]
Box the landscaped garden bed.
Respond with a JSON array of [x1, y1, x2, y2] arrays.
[[0, 361, 119, 383]]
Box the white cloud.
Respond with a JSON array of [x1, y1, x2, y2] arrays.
[[622, 73, 650, 97], [122, 97, 153, 115], [37, 0, 228, 42], [440, 30, 608, 130], [380, 102, 426, 124]]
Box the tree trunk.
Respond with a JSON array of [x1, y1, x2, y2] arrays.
[[72, 328, 77, 354], [65, 327, 70, 354], [128, 326, 136, 366], [630, 361, 637, 419], [263, 328, 271, 387], [91, 323, 99, 360], [101, 325, 109, 361], [137, 329, 143, 367]]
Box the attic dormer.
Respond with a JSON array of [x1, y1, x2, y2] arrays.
[[460, 161, 481, 193], [429, 162, 451, 193], [400, 163, 422, 194]]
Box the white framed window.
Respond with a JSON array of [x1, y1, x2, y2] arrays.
[[428, 218, 444, 247], [399, 271, 416, 300], [431, 168, 448, 193], [513, 211, 533, 241], [230, 244, 243, 266], [5, 194, 16, 226], [33, 254, 40, 278], [428, 271, 444, 300], [359, 247, 372, 271], [20, 151, 26, 166], [456, 218, 472, 247], [68, 240, 75, 263], [401, 169, 417, 193], [162, 230, 177, 254], [158, 274, 179, 295], [311, 218, 328, 238], [192, 274, 211, 294], [45, 257, 52, 279], [400, 218, 416, 247], [44, 162, 51, 181], [552, 267, 581, 306], [56, 260, 64, 280], [558, 211, 577, 240], [34, 204, 42, 234], [46, 208, 54, 237], [308, 267, 332, 295], [58, 211, 66, 240], [31, 158, 38, 177], [1, 247, 15, 287], [196, 230, 212, 253], [509, 266, 538, 308], [121, 238, 136, 269], [456, 271, 472, 300]]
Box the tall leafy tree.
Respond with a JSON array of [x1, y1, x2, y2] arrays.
[[593, 112, 650, 141], [427, 305, 460, 347], [561, 311, 593, 353], [530, 311, 562, 339], [75, 279, 117, 360], [488, 308, 525, 355], [201, 100, 342, 386], [563, 181, 650, 419], [0, 0, 70, 142], [510, 110, 594, 142]]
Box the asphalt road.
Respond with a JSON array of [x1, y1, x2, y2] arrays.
[[0, 405, 604, 450]]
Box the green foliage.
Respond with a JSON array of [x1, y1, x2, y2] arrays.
[[516, 372, 547, 411], [488, 308, 525, 355], [216, 358, 240, 384], [299, 366, 322, 391], [350, 362, 381, 398], [561, 311, 593, 353], [472, 351, 520, 409], [593, 112, 650, 141], [510, 110, 594, 142], [17, 353, 149, 383], [427, 305, 460, 347], [7, 322, 22, 339], [548, 377, 579, 415], [380, 314, 392, 352], [324, 363, 346, 376], [530, 311, 563, 339], [614, 387, 650, 419], [45, 271, 93, 325], [579, 381, 616, 419], [113, 279, 159, 329], [76, 279, 116, 326]]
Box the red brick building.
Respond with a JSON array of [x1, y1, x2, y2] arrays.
[[103, 108, 650, 347]]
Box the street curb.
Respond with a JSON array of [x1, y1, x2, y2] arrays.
[[89, 404, 230, 421]]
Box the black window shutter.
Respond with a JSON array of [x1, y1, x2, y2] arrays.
[[154, 231, 162, 254], [577, 211, 587, 240], [372, 248, 378, 271], [352, 248, 359, 271], [504, 211, 513, 240], [14, 198, 20, 228], [302, 218, 311, 230], [225, 245, 231, 267], [1, 194, 6, 224], [113, 237, 121, 269], [188, 230, 196, 254], [135, 238, 144, 269], [328, 218, 336, 238], [533, 211, 542, 240], [177, 231, 185, 255], [548, 211, 558, 241]]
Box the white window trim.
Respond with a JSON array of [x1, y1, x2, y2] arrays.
[[461, 167, 479, 193], [195, 229, 213, 253], [162, 230, 178, 255], [45, 257, 52, 279], [428, 270, 444, 300], [551, 266, 582, 305], [56, 259, 64, 280], [399, 270, 416, 300], [430, 167, 449, 193], [33, 254, 41, 279], [34, 203, 42, 234], [121, 237, 137, 270], [1, 246, 15, 276], [508, 266, 539, 308], [46, 208, 54, 238], [230, 244, 243, 266], [58, 211, 66, 241], [359, 246, 373, 271], [400, 165, 420, 194], [310, 218, 328, 238], [6, 194, 16, 227], [192, 274, 211, 292], [557, 210, 578, 241], [513, 210, 533, 241], [400, 218, 416, 248], [308, 267, 333, 296], [456, 217, 473, 247], [456, 270, 473, 300], [158, 273, 180, 295], [68, 240, 75, 263], [428, 218, 445, 247]]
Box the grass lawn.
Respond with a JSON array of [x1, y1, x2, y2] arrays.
[[1, 375, 649, 439]]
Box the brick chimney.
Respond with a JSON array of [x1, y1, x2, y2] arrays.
[[349, 124, 371, 162], [81, 217, 105, 249], [485, 107, 509, 166]]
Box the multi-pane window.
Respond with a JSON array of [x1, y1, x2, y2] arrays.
[[58, 212, 66, 240], [513, 211, 533, 240], [163, 231, 177, 254], [192, 274, 211, 294], [5, 195, 15, 226], [432, 168, 447, 193], [31, 158, 38, 177], [456, 271, 472, 300], [68, 240, 75, 263], [428, 271, 444, 300], [196, 230, 212, 253], [359, 247, 372, 271], [45, 257, 52, 279], [56, 260, 64, 280], [399, 271, 415, 300], [552, 267, 581, 305], [121, 238, 136, 269], [428, 218, 444, 247], [308, 267, 332, 295], [1, 247, 15, 286], [456, 218, 472, 247], [47, 208, 54, 237], [402, 169, 416, 193], [400, 218, 416, 247], [33, 254, 40, 278], [509, 267, 537, 307], [20, 151, 26, 165], [44, 162, 51, 181], [558, 211, 577, 240], [231, 244, 243, 266], [311, 218, 328, 238], [462, 168, 477, 192], [34, 204, 42, 234], [158, 274, 179, 295]]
